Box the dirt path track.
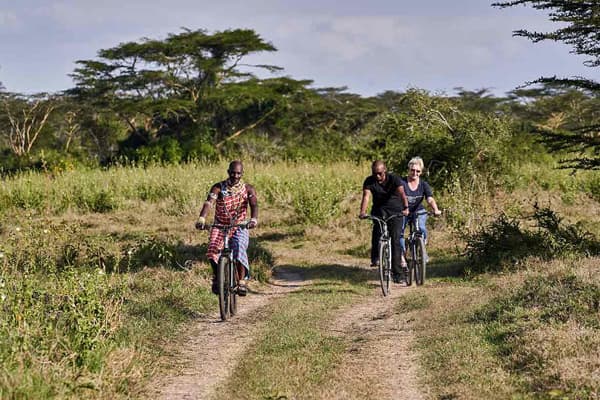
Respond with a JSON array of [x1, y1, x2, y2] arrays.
[[150, 265, 426, 400], [150, 269, 304, 400], [320, 283, 426, 399]]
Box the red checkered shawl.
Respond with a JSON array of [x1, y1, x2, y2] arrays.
[[206, 180, 249, 265]]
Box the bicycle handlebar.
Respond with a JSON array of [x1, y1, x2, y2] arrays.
[[361, 214, 403, 223], [412, 210, 441, 217], [196, 221, 252, 231], [361, 210, 441, 222], [208, 222, 250, 229]]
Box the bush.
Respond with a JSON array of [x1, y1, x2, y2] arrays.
[[464, 214, 541, 272], [357, 89, 514, 191], [464, 206, 600, 273]]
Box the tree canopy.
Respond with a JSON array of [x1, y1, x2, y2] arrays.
[[493, 0, 600, 169]]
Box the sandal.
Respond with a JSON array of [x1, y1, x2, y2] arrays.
[[237, 281, 248, 296]]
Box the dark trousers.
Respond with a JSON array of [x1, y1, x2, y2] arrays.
[[371, 215, 404, 276]]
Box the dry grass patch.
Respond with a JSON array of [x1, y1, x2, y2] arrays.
[[411, 256, 600, 399]]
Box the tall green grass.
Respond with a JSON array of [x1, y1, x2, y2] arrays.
[[0, 161, 366, 398], [0, 161, 365, 224], [1, 160, 598, 398]]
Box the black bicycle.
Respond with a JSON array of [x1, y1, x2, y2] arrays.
[[404, 211, 432, 286], [205, 221, 249, 321], [364, 214, 402, 296]]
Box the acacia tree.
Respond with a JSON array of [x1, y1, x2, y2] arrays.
[[0, 92, 56, 157], [69, 27, 283, 157], [493, 0, 600, 169]]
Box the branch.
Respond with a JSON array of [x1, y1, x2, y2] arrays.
[[215, 108, 276, 148]]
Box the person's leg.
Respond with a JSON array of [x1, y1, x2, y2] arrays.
[[209, 259, 219, 294], [235, 262, 248, 295], [371, 221, 382, 266], [231, 228, 250, 296], [390, 217, 405, 281], [399, 216, 408, 265], [418, 213, 428, 243], [206, 228, 225, 295]]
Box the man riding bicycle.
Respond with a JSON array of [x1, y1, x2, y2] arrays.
[[196, 161, 258, 296], [400, 157, 441, 266], [359, 160, 409, 283]]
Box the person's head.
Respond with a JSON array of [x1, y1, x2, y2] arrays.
[[407, 157, 424, 180], [371, 160, 387, 183], [227, 160, 244, 184]]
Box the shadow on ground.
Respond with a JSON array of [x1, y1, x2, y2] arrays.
[[272, 263, 379, 289], [426, 250, 469, 279], [256, 230, 305, 242]]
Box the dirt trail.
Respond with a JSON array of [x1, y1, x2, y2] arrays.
[[320, 282, 426, 400], [149, 268, 305, 400], [149, 263, 426, 400]]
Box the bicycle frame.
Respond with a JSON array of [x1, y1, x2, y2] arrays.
[[407, 213, 426, 244], [365, 214, 401, 296], [404, 211, 430, 286], [206, 221, 249, 321]]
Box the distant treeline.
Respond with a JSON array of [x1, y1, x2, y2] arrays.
[[1, 28, 598, 184]]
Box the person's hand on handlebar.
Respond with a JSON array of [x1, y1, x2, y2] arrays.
[[359, 213, 369, 220], [247, 218, 258, 229], [433, 209, 442, 217], [195, 216, 206, 230]]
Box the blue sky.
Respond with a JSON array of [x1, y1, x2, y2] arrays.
[[0, 0, 596, 97]]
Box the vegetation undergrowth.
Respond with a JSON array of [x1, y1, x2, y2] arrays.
[[464, 205, 600, 274], [1, 159, 599, 398]]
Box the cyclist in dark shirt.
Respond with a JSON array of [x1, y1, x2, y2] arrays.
[[359, 160, 409, 283], [400, 156, 441, 266]]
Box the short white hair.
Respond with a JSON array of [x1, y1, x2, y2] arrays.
[[408, 157, 424, 171]]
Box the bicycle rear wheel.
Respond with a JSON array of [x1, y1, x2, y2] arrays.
[[229, 264, 239, 316], [218, 257, 230, 321], [378, 240, 391, 296], [414, 237, 426, 286]]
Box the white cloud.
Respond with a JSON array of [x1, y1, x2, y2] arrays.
[[0, 11, 19, 28], [0, 0, 594, 96]]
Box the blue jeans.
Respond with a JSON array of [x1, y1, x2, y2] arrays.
[[399, 213, 428, 256]]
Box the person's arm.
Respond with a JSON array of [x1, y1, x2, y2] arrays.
[[359, 188, 371, 218], [395, 184, 410, 216], [423, 182, 441, 215], [426, 196, 442, 216], [247, 184, 259, 228], [196, 184, 220, 229]]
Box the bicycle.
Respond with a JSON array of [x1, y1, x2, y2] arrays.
[[403, 211, 433, 286], [204, 220, 250, 321], [363, 214, 402, 296]]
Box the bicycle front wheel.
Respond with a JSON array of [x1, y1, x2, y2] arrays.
[[229, 264, 239, 316], [405, 244, 413, 287], [378, 240, 391, 296], [414, 237, 426, 286], [218, 256, 230, 321]]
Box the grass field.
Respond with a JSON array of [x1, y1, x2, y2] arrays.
[[1, 160, 598, 399]]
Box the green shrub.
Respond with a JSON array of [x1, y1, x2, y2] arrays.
[[464, 214, 541, 271], [357, 89, 514, 191], [464, 206, 600, 273]]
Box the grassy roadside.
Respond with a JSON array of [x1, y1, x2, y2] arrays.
[[1, 160, 599, 398], [0, 161, 363, 399], [404, 256, 600, 399]]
